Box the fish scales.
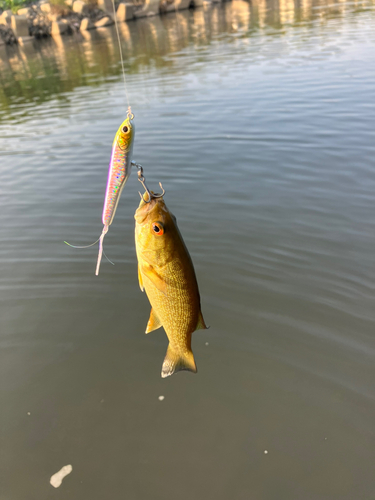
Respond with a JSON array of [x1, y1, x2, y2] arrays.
[[145, 259, 200, 350]]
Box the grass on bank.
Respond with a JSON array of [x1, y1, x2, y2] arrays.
[[0, 0, 27, 13]]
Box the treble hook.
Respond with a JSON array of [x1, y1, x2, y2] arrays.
[[131, 162, 165, 203]]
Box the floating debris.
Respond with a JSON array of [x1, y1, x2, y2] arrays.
[[158, 395, 165, 401], [27, 412, 31, 416], [264, 450, 268, 454], [205, 342, 209, 346], [50, 464, 73, 488]]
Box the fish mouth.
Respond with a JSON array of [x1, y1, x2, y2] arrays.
[[134, 195, 160, 223]]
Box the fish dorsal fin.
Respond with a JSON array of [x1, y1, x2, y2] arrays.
[[138, 265, 144, 292], [141, 263, 167, 295], [196, 311, 208, 331], [145, 308, 162, 334], [161, 345, 197, 378]]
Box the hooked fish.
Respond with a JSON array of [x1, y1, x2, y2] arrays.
[[134, 191, 207, 378]]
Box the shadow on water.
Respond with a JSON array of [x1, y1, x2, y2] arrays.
[[0, 0, 374, 116]]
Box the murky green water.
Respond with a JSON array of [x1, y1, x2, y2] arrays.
[[1, 1, 375, 498]]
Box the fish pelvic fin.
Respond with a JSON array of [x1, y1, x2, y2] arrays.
[[138, 265, 144, 292], [161, 345, 197, 378], [145, 308, 162, 334], [196, 311, 208, 331]]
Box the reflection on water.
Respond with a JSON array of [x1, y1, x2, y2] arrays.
[[1, 0, 375, 499], [1, 0, 374, 116]]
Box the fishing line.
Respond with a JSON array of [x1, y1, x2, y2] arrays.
[[64, 238, 101, 249], [65, 6, 134, 274], [111, 0, 131, 114], [64, 238, 115, 266]]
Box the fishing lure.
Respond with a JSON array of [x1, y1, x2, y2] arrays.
[[95, 112, 135, 275], [65, 111, 135, 275], [66, 1, 136, 275]]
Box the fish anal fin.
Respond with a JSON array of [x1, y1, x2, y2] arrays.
[[196, 311, 208, 331], [161, 345, 197, 378], [138, 265, 144, 292], [145, 308, 162, 334], [141, 263, 167, 295]]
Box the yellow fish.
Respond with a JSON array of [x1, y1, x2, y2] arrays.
[[134, 192, 207, 378]]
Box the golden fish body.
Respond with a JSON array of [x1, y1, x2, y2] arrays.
[[134, 194, 207, 378]]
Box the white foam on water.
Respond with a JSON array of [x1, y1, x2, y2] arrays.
[[50, 464, 73, 488]]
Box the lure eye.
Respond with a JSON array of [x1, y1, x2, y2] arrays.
[[151, 222, 164, 236], [122, 126, 129, 133]]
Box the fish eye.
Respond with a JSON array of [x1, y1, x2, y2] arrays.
[[122, 126, 129, 133], [151, 222, 164, 236]]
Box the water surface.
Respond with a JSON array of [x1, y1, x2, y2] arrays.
[[1, 1, 375, 498]]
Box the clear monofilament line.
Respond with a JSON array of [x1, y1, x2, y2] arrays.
[[64, 237, 101, 249], [112, 0, 131, 113], [64, 231, 114, 268]]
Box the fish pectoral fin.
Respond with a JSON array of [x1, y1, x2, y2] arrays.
[[196, 311, 208, 331], [161, 345, 197, 378], [141, 263, 167, 295], [138, 265, 144, 292], [145, 308, 162, 334]]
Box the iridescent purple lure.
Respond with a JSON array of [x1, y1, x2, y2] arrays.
[[65, 112, 135, 275]]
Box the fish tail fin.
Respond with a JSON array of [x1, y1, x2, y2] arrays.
[[161, 344, 197, 378]]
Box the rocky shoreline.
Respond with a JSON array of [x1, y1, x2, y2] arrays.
[[0, 0, 216, 45]]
